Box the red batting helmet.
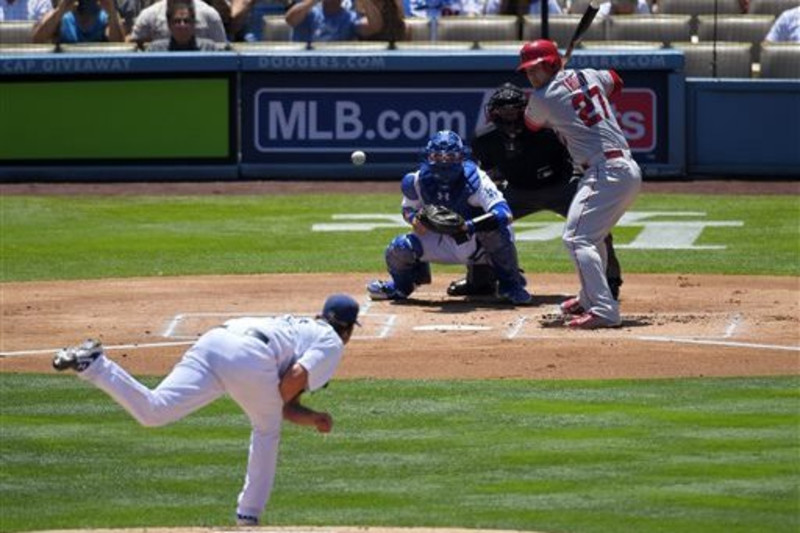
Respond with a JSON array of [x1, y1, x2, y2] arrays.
[[516, 39, 561, 72]]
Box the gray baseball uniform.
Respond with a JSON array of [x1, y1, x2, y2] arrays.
[[524, 68, 641, 324]]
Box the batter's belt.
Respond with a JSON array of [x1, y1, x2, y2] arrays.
[[581, 149, 630, 170]]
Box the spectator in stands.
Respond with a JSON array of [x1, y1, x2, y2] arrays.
[[765, 6, 800, 42], [408, 0, 471, 17], [146, 0, 229, 48], [285, 0, 379, 42], [738, 0, 749, 14], [1, 0, 53, 42], [466, 0, 562, 16], [128, 0, 227, 47], [597, 0, 650, 16], [35, 0, 125, 43], [359, 0, 407, 41], [231, 0, 302, 41], [116, 0, 144, 36]]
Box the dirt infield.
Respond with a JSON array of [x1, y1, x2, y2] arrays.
[[2, 273, 798, 379], [2, 179, 798, 377]]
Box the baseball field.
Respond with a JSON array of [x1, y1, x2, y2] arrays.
[[0, 180, 798, 533]]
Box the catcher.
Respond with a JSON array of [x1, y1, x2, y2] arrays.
[[447, 82, 624, 300], [367, 130, 532, 305]]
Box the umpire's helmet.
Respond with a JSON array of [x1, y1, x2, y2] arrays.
[[486, 83, 527, 133], [423, 130, 468, 184], [516, 39, 561, 73]]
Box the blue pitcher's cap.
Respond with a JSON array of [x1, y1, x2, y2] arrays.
[[322, 293, 361, 328]]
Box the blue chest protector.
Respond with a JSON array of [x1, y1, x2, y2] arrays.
[[413, 160, 484, 220]]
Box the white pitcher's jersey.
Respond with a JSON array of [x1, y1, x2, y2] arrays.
[[524, 68, 629, 168], [224, 315, 343, 392]]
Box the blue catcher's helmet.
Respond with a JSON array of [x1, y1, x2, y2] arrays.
[[423, 130, 468, 184]]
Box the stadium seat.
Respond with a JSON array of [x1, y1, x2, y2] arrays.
[[658, 0, 742, 16], [0, 43, 56, 54], [0, 20, 36, 44], [671, 41, 753, 78], [232, 42, 307, 52], [61, 42, 139, 53], [657, 0, 743, 33], [311, 41, 390, 51], [405, 17, 431, 41], [748, 0, 799, 16], [580, 40, 664, 50], [478, 40, 526, 52], [393, 41, 475, 51], [606, 14, 693, 45], [262, 15, 292, 41], [759, 42, 800, 78], [436, 16, 520, 44], [522, 14, 606, 47], [567, 0, 595, 14], [696, 14, 775, 62]]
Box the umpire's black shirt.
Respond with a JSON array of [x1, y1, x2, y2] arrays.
[[471, 123, 573, 190]]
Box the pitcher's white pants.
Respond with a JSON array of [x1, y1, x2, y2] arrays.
[[79, 327, 283, 520], [564, 157, 641, 323]]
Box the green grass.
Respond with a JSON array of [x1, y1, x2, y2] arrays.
[[1, 193, 798, 282], [1, 374, 798, 533]]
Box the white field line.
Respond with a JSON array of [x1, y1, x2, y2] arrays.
[[413, 324, 493, 332], [373, 313, 397, 339], [634, 336, 800, 352], [724, 313, 743, 338], [0, 340, 197, 358], [163, 310, 397, 341], [506, 316, 528, 339]]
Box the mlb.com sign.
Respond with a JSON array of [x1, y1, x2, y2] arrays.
[[253, 87, 658, 155]]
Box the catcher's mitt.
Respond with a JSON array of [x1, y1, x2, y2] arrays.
[[416, 204, 469, 244]]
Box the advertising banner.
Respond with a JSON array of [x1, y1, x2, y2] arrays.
[[240, 65, 671, 176]]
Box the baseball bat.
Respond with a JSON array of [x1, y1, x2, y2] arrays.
[[562, 0, 600, 67]]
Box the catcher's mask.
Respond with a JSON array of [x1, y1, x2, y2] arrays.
[[423, 130, 468, 184], [486, 83, 527, 135]]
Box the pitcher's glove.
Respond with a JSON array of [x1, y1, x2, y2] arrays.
[[416, 204, 468, 244]]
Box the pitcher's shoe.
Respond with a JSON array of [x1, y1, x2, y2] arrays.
[[498, 286, 533, 306], [446, 278, 497, 297], [567, 312, 621, 329], [236, 514, 259, 526], [367, 280, 407, 301], [52, 339, 104, 372], [559, 297, 585, 316]]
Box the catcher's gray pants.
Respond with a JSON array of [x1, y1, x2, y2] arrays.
[[80, 327, 283, 521], [564, 156, 641, 323]]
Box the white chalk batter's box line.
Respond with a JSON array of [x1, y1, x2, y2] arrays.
[[162, 309, 797, 352], [162, 311, 397, 341]]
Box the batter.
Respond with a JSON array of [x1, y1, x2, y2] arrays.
[[517, 39, 642, 328]]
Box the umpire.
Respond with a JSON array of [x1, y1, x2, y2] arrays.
[[448, 82, 624, 300]]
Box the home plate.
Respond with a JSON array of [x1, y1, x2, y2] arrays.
[[413, 325, 493, 332]]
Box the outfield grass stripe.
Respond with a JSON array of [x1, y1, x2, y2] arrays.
[[1, 375, 798, 533]]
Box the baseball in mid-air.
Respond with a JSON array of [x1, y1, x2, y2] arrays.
[[351, 150, 366, 166]]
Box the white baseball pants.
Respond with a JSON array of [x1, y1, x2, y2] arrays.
[[79, 327, 284, 520], [563, 156, 641, 323]]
